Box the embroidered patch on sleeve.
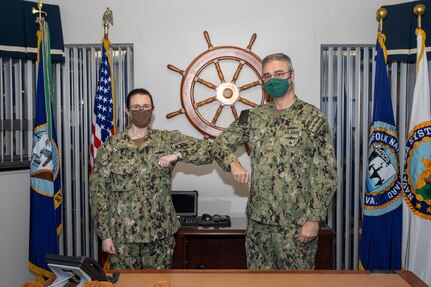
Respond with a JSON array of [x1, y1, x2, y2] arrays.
[[308, 116, 325, 134]]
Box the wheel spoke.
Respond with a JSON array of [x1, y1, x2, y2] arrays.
[[239, 97, 258, 108], [166, 108, 185, 119], [231, 60, 245, 84], [195, 77, 218, 90], [167, 64, 185, 76], [239, 80, 260, 92], [244, 143, 251, 155], [213, 59, 226, 83], [231, 106, 238, 120], [203, 31, 214, 49], [194, 96, 217, 108], [246, 34, 257, 50], [211, 105, 224, 125]]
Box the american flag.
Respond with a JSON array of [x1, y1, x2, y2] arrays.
[[90, 38, 116, 173]]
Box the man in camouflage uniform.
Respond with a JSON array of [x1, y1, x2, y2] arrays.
[[90, 88, 212, 269], [212, 53, 337, 269]]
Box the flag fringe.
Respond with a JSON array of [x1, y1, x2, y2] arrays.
[[28, 261, 52, 282]]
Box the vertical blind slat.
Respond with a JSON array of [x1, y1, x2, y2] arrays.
[[335, 46, 343, 270], [352, 47, 361, 269], [64, 47, 74, 256]]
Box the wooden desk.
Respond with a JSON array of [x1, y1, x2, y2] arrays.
[[111, 270, 427, 287], [173, 218, 335, 269]]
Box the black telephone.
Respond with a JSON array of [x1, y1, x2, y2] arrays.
[[45, 253, 119, 286], [201, 213, 212, 221], [197, 213, 231, 227]]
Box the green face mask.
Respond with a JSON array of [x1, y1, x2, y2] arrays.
[[264, 78, 290, 98]]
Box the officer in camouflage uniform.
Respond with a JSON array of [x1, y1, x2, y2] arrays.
[[90, 88, 212, 269], [212, 53, 337, 269]]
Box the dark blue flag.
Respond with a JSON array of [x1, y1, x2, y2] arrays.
[[28, 18, 62, 282], [359, 32, 402, 270]]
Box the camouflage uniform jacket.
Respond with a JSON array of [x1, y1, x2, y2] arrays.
[[90, 128, 212, 243], [213, 99, 337, 226]]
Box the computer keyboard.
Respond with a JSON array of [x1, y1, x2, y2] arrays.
[[178, 216, 197, 226]]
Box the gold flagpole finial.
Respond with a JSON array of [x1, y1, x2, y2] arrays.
[[103, 7, 114, 39], [376, 8, 387, 32], [32, 0, 47, 23], [414, 4, 425, 28]]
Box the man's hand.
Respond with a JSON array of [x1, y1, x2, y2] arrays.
[[158, 153, 179, 168], [230, 162, 250, 184], [298, 221, 319, 244], [102, 238, 116, 254]]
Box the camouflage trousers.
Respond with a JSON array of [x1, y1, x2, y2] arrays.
[[109, 235, 176, 269], [245, 219, 318, 270]]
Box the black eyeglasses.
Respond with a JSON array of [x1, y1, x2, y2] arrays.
[[128, 104, 153, 111], [262, 70, 292, 82]]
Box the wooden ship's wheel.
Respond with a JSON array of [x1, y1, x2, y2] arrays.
[[166, 31, 269, 139]]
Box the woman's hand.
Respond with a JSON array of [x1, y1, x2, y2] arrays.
[[158, 153, 180, 167], [102, 238, 116, 254], [298, 221, 319, 244]]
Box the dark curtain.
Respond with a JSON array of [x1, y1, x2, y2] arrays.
[[0, 0, 64, 62], [383, 0, 431, 62]]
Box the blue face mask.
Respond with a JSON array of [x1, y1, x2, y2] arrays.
[[264, 78, 290, 98]]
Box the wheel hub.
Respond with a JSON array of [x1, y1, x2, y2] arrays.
[[216, 82, 240, 106]]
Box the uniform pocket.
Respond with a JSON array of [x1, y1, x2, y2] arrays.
[[111, 165, 137, 192], [284, 128, 301, 147]]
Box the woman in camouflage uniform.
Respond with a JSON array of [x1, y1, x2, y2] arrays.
[[90, 88, 212, 269]]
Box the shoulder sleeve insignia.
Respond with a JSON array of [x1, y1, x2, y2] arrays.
[[170, 130, 182, 142], [308, 116, 325, 134]]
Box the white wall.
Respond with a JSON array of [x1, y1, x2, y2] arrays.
[[1, 0, 412, 282], [0, 170, 34, 286]]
